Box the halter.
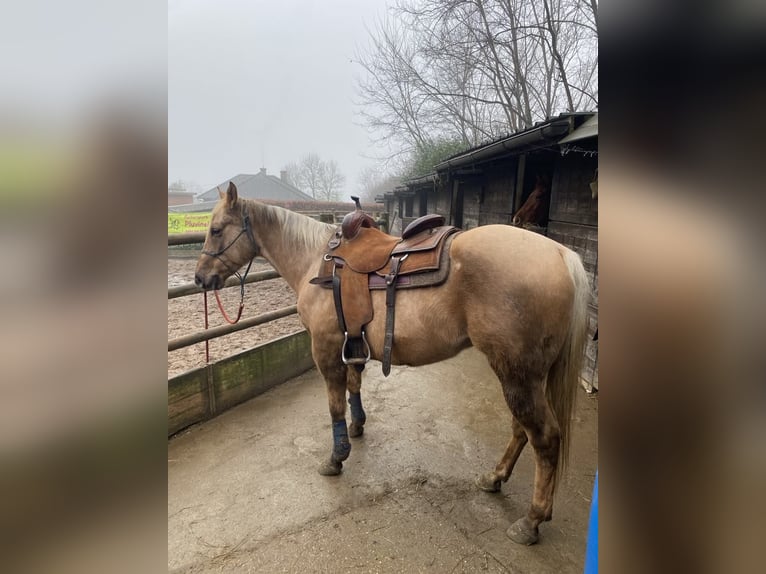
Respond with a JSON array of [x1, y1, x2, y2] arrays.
[[201, 208, 257, 324]]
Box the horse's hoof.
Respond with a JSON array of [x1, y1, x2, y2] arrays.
[[349, 421, 364, 438], [318, 457, 343, 476], [475, 473, 502, 493], [507, 517, 539, 545]]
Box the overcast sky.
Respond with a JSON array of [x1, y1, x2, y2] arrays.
[[169, 0, 391, 194]]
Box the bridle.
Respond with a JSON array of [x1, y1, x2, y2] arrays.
[[201, 207, 257, 324]]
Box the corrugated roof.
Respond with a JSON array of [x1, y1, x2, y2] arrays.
[[433, 112, 593, 172], [559, 113, 598, 144]]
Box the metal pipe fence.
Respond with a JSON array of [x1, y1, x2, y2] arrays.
[[167, 235, 299, 353], [168, 269, 280, 299]]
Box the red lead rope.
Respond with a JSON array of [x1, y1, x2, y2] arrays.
[[203, 291, 210, 363], [202, 259, 253, 362], [202, 289, 243, 363], [202, 289, 243, 365], [214, 289, 245, 324]]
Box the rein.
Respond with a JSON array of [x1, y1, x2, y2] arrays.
[[202, 208, 257, 324]]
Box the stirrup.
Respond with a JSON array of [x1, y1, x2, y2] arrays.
[[341, 331, 371, 365]]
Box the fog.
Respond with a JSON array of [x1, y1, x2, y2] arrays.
[[1, 1, 765, 572], [169, 0, 391, 193]]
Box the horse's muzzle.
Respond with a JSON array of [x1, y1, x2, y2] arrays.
[[194, 272, 221, 291]]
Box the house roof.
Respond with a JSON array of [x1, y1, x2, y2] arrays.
[[168, 200, 219, 213], [197, 170, 313, 202]]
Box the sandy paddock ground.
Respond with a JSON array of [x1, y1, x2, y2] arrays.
[[168, 257, 303, 378]]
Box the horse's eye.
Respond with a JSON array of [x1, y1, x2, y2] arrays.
[[211, 227, 222, 237]]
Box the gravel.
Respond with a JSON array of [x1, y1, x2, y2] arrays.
[[168, 257, 303, 378]]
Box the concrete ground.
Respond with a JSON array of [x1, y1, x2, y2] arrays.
[[169, 348, 598, 573]]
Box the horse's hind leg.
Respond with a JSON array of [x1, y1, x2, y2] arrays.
[[504, 382, 561, 545], [483, 360, 561, 545], [314, 352, 351, 476], [476, 416, 528, 492], [346, 367, 366, 438]]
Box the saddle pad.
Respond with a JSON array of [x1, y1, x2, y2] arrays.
[[369, 232, 459, 290], [378, 227, 460, 276]]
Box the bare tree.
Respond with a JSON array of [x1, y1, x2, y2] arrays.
[[168, 179, 203, 195], [356, 0, 598, 160], [318, 160, 346, 202], [358, 165, 402, 203], [356, 17, 431, 163], [283, 153, 325, 199], [168, 180, 185, 192], [283, 154, 346, 201]]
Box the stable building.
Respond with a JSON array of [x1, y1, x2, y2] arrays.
[[377, 113, 599, 390]]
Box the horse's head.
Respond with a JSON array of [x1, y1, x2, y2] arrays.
[[512, 174, 550, 227], [194, 182, 258, 290]]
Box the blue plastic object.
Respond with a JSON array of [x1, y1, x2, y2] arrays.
[[584, 471, 598, 574]]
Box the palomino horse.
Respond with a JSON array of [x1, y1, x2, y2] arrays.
[[512, 175, 550, 227], [195, 182, 590, 545]]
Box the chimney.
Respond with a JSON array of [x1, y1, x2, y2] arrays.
[[280, 170, 288, 182], [259, 167, 267, 175]]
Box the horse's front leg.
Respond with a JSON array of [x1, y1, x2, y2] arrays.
[[346, 366, 366, 438], [315, 354, 351, 476]]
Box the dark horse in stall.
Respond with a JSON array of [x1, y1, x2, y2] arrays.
[[512, 175, 551, 228], [195, 182, 590, 545]]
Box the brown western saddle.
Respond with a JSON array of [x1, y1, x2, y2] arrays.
[[310, 197, 461, 376]]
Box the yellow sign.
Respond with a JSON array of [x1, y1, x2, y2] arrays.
[[168, 212, 211, 234]]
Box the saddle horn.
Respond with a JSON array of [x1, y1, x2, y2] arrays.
[[342, 196, 378, 240]]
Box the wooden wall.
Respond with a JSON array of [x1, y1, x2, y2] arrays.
[[549, 154, 598, 226], [430, 185, 452, 218], [458, 177, 482, 229], [479, 161, 518, 226], [168, 330, 314, 436], [547, 153, 598, 390]]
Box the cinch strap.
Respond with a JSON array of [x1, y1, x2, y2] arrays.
[[382, 254, 407, 376]]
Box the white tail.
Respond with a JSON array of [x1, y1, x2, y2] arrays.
[[546, 247, 591, 482]]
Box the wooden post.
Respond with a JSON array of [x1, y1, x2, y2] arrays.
[[514, 154, 527, 213]]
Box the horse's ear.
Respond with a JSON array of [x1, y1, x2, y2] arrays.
[[217, 185, 225, 199], [225, 181, 238, 208]]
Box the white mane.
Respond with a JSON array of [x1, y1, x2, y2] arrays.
[[253, 201, 336, 253]]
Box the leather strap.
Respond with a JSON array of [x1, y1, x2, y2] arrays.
[[331, 273, 346, 333], [382, 254, 407, 376]]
